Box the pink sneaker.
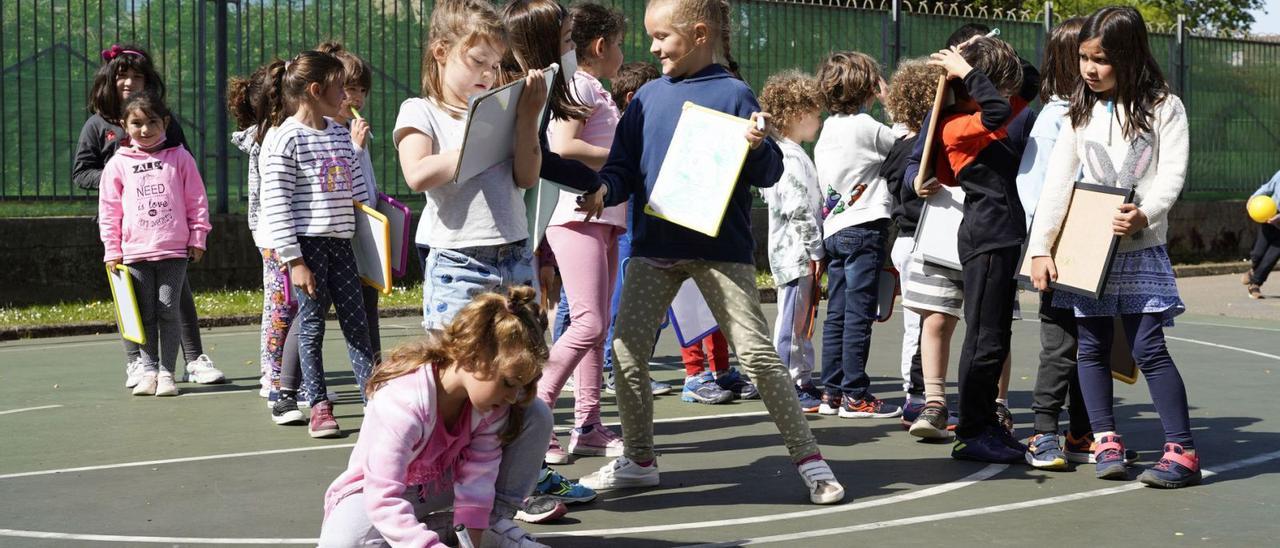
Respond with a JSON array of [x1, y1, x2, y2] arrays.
[[308, 400, 341, 438], [568, 424, 624, 457], [545, 433, 570, 464]]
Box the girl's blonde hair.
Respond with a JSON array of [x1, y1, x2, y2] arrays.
[[885, 57, 946, 134], [758, 70, 821, 139], [648, 0, 740, 78], [366, 285, 548, 444], [421, 0, 508, 110]]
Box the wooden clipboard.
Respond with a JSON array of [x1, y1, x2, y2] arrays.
[[913, 75, 949, 194], [106, 264, 145, 344], [644, 102, 752, 237], [1016, 182, 1133, 299], [353, 200, 393, 295]]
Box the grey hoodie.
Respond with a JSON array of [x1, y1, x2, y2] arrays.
[[230, 126, 267, 248]]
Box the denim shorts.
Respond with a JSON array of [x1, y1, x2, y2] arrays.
[[422, 241, 534, 330]]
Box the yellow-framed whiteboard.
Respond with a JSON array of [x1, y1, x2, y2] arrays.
[[643, 102, 753, 237], [106, 264, 145, 344]]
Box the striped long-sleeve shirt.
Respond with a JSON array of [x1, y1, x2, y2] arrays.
[[259, 118, 369, 262]]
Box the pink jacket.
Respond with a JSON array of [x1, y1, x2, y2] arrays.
[[323, 365, 509, 547], [98, 145, 211, 263]]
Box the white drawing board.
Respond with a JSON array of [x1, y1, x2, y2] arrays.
[[668, 278, 719, 348], [454, 64, 559, 184], [353, 200, 393, 295], [644, 102, 752, 237], [912, 183, 966, 270], [375, 193, 413, 278], [106, 264, 145, 344]]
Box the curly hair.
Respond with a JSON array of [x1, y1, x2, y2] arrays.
[[365, 286, 548, 444], [886, 58, 946, 134], [759, 70, 822, 138], [816, 51, 882, 116]]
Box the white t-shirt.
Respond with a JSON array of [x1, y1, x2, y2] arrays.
[[393, 97, 527, 248]]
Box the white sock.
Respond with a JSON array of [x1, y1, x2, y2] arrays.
[[995, 398, 1009, 407], [907, 394, 926, 406], [1093, 431, 1117, 442]]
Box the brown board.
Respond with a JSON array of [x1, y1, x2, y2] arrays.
[[913, 75, 949, 194], [1017, 182, 1133, 299], [1109, 316, 1139, 384]]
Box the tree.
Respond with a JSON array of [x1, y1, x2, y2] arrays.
[[967, 0, 1264, 33]]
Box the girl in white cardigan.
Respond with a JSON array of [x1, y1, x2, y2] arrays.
[[1028, 6, 1198, 489]]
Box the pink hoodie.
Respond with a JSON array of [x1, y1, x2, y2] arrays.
[[98, 145, 211, 263], [323, 365, 509, 547]]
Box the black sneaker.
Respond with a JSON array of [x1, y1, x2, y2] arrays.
[[514, 495, 568, 524], [271, 396, 305, 425]]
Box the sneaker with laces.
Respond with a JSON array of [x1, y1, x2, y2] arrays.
[[797, 459, 845, 505], [482, 518, 550, 548], [839, 395, 902, 418], [818, 392, 842, 416], [952, 429, 1024, 463], [1137, 443, 1202, 489], [713, 369, 759, 400], [796, 384, 823, 413], [533, 467, 597, 503], [650, 379, 673, 395], [132, 369, 158, 396], [259, 373, 272, 398], [155, 373, 179, 397], [513, 496, 568, 524], [1064, 431, 1139, 464], [1093, 434, 1129, 480], [271, 396, 305, 425], [579, 457, 659, 491], [995, 402, 1015, 434], [1242, 270, 1254, 285], [1025, 433, 1068, 470], [990, 425, 1027, 453], [1248, 283, 1263, 299], [909, 402, 951, 440], [545, 434, 570, 465], [308, 400, 341, 438], [680, 374, 733, 404], [124, 359, 144, 389], [568, 423, 624, 457], [184, 354, 225, 384]]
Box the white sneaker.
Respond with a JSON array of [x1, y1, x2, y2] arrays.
[[132, 370, 158, 396], [578, 456, 659, 491], [184, 354, 225, 384], [481, 518, 548, 548], [124, 359, 144, 389], [258, 373, 271, 398], [155, 373, 179, 397], [797, 459, 845, 505]]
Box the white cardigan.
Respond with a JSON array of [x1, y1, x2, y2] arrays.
[[1027, 95, 1188, 257]]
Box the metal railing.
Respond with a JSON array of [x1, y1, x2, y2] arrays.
[[3, 0, 1278, 214]]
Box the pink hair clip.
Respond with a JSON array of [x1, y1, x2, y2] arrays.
[[101, 44, 143, 62]]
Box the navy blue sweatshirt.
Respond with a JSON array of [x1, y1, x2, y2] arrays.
[[599, 64, 783, 264]]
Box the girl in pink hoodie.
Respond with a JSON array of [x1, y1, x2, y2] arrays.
[[319, 286, 557, 548], [99, 92, 211, 397]]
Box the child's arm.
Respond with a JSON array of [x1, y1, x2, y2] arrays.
[[1255, 170, 1280, 199], [902, 112, 929, 192], [451, 408, 509, 535], [359, 387, 446, 547], [513, 70, 547, 190], [180, 152, 212, 257], [258, 136, 302, 263], [549, 117, 610, 171], [743, 108, 784, 189], [346, 138, 371, 206], [73, 120, 106, 191], [1027, 123, 1081, 257], [397, 131, 462, 192], [597, 103, 646, 208], [778, 156, 825, 262], [98, 161, 125, 266], [1123, 96, 1188, 235], [942, 71, 1014, 146]]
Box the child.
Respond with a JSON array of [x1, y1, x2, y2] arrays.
[[258, 50, 375, 439], [758, 70, 826, 413], [1029, 6, 1198, 488], [882, 58, 946, 426], [73, 43, 224, 388], [813, 51, 901, 419], [229, 65, 300, 412], [926, 36, 1039, 463], [318, 287, 557, 548], [538, 1, 629, 465], [1244, 170, 1280, 299], [1016, 18, 1095, 470], [576, 0, 845, 506], [99, 92, 211, 397]]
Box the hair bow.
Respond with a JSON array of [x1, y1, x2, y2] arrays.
[[101, 44, 142, 61]]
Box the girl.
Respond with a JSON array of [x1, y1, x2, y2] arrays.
[[99, 92, 211, 397], [576, 0, 845, 505], [538, 1, 628, 464], [318, 287, 556, 548], [1029, 6, 1198, 488], [74, 43, 223, 388], [258, 50, 375, 439]]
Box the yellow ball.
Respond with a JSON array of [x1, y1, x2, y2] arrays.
[[1248, 195, 1277, 223]]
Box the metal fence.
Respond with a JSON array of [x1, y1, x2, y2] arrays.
[[3, 0, 1279, 215]]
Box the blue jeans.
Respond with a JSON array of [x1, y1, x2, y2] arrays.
[[601, 229, 632, 371], [422, 241, 534, 330], [553, 287, 571, 342], [819, 222, 887, 399]]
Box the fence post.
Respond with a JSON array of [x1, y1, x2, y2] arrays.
[[891, 0, 902, 68], [214, 0, 230, 215], [1175, 14, 1187, 97], [1044, 1, 1053, 33]]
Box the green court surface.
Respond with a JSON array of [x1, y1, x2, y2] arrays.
[[2, 282, 1279, 547]]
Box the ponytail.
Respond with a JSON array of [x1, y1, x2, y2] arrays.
[[254, 59, 289, 144], [228, 64, 272, 131], [252, 51, 344, 143], [716, 0, 740, 79]]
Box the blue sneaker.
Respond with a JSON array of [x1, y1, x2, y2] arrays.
[[681, 374, 733, 404], [952, 430, 1024, 464], [1138, 443, 1202, 489], [534, 467, 597, 504], [796, 384, 822, 413], [1094, 434, 1130, 480], [650, 379, 673, 396], [901, 400, 926, 428], [1025, 433, 1068, 470], [712, 369, 759, 400], [603, 369, 671, 396]]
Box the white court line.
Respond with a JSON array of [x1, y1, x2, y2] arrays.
[[1165, 335, 1280, 361], [0, 405, 62, 416], [555, 410, 770, 434], [0, 444, 354, 481], [0, 530, 318, 545], [177, 387, 258, 398], [689, 448, 1280, 546], [0, 328, 256, 354]]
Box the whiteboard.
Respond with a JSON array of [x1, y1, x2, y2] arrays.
[[912, 184, 965, 270], [668, 279, 719, 348], [375, 193, 412, 278], [643, 102, 752, 237], [353, 200, 393, 295], [454, 64, 559, 184], [106, 264, 145, 344]]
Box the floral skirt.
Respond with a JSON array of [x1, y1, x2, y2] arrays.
[[1052, 245, 1185, 327]]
